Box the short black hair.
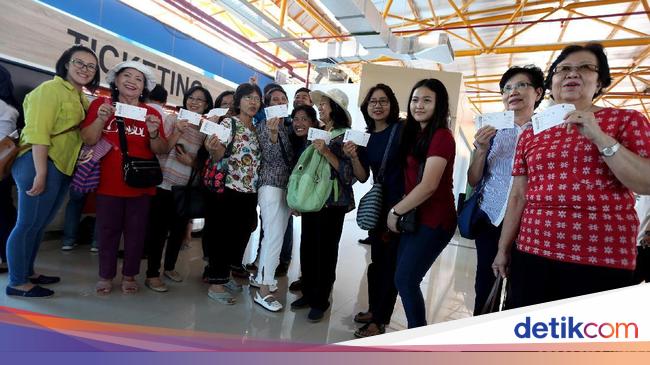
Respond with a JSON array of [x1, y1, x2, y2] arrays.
[[499, 65, 545, 108], [233, 83, 262, 115], [109, 67, 150, 103], [295, 87, 311, 96], [360, 83, 400, 132], [148, 84, 168, 104], [327, 98, 351, 129], [545, 43, 612, 99], [264, 86, 288, 106], [55, 45, 100, 92], [290, 104, 318, 126], [183, 86, 214, 114], [214, 90, 234, 108], [263, 82, 282, 96]]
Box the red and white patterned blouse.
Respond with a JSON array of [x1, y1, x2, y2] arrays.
[[512, 107, 650, 270]]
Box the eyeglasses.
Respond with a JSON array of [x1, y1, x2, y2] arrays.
[[553, 64, 599, 76], [187, 96, 206, 103], [368, 99, 389, 107], [501, 82, 534, 95], [70, 59, 97, 72], [242, 95, 261, 103]]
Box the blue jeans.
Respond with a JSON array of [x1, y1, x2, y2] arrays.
[[62, 189, 97, 248], [6, 151, 71, 286], [394, 224, 454, 328]]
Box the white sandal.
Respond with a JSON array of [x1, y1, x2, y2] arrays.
[[254, 291, 283, 312]]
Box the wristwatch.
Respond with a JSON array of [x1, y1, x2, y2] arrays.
[[599, 142, 620, 157], [390, 208, 402, 217]]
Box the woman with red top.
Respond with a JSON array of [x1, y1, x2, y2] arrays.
[[493, 43, 650, 307], [387, 79, 457, 328], [80, 61, 168, 295]]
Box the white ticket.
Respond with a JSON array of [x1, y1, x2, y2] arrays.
[[178, 108, 203, 126], [343, 129, 370, 147], [475, 111, 515, 130], [307, 127, 331, 144], [114, 102, 147, 121], [206, 108, 229, 118], [264, 104, 288, 120], [532, 103, 576, 134], [199, 120, 231, 144]]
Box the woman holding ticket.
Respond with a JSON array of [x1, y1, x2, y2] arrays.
[[143, 86, 213, 293], [467, 65, 544, 315], [353, 83, 404, 337], [80, 61, 167, 295], [493, 43, 650, 308], [388, 78, 456, 329], [202, 83, 261, 306], [291, 88, 365, 322], [6, 45, 99, 298]]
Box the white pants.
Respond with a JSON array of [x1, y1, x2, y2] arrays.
[[255, 186, 291, 286]]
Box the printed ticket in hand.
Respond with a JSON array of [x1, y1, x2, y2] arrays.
[[343, 129, 370, 147], [114, 102, 147, 121], [206, 108, 229, 118], [532, 103, 576, 134], [307, 128, 331, 144], [200, 120, 231, 144], [178, 108, 203, 126], [475, 111, 514, 130], [264, 104, 288, 120]]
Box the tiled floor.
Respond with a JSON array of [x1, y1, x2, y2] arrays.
[[0, 217, 477, 344]]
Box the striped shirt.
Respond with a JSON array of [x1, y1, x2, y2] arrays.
[[158, 114, 205, 190], [479, 122, 530, 226]]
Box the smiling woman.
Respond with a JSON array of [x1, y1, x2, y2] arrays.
[[492, 43, 650, 309], [5, 45, 99, 298]]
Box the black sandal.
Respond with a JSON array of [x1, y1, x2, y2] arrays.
[[354, 311, 373, 323], [354, 323, 386, 338]]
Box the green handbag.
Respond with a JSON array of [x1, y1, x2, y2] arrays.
[[287, 129, 346, 212]]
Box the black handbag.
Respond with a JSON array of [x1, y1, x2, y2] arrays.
[[116, 117, 163, 188], [397, 161, 425, 233], [356, 124, 398, 231], [172, 169, 205, 219]]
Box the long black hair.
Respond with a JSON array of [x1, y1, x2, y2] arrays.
[[183, 85, 214, 113], [360, 83, 400, 132], [55, 45, 100, 93], [400, 78, 450, 164]]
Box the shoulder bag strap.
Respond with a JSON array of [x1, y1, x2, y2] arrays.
[[115, 117, 129, 159], [277, 132, 291, 167], [475, 136, 495, 195], [223, 118, 237, 158], [376, 123, 398, 184]]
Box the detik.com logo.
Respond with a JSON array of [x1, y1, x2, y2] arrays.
[[514, 316, 638, 339]]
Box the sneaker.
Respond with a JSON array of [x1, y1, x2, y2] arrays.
[[223, 279, 242, 292], [163, 270, 183, 283], [254, 291, 283, 312], [248, 276, 277, 292], [307, 308, 325, 322], [6, 285, 54, 298], [290, 296, 309, 309], [29, 275, 61, 285], [90, 247, 99, 253], [289, 278, 303, 292], [274, 262, 289, 277], [61, 243, 77, 251], [144, 278, 168, 293]]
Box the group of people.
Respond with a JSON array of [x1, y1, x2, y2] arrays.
[[0, 42, 649, 339]]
